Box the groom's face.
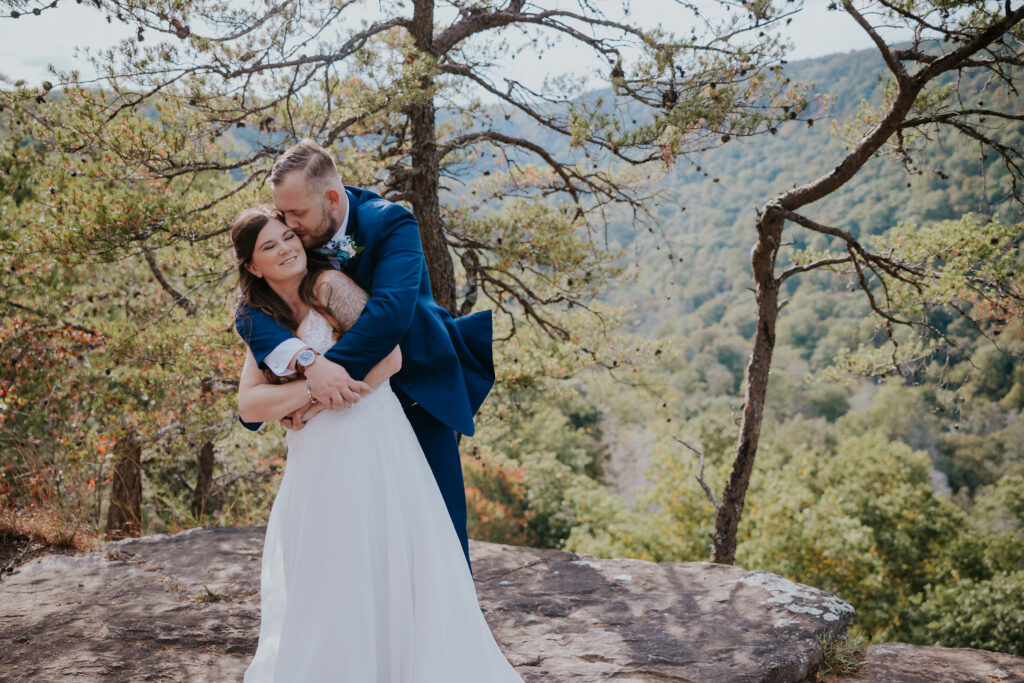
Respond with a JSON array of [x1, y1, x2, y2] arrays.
[[272, 171, 339, 250]]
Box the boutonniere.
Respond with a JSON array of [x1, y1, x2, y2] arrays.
[[325, 235, 364, 268]]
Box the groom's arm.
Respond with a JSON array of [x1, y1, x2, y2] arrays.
[[234, 305, 301, 371], [315, 203, 422, 380], [234, 305, 368, 423]]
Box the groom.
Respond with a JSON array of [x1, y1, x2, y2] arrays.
[[235, 138, 494, 572]]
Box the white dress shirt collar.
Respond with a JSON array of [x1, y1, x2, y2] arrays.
[[327, 197, 350, 243]]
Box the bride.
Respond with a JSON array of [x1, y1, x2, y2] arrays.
[[230, 206, 522, 682]]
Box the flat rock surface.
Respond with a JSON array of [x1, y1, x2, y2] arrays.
[[0, 526, 855, 682], [852, 643, 1024, 682]]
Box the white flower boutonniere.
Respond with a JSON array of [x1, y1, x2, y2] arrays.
[[325, 236, 364, 268]]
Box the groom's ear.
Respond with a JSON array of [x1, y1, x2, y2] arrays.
[[324, 187, 341, 210]]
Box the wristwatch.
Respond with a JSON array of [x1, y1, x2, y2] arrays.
[[295, 348, 320, 375]]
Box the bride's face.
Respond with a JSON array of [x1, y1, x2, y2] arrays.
[[246, 218, 307, 283]]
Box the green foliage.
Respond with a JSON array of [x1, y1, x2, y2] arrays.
[[562, 483, 680, 562], [936, 532, 1024, 584], [884, 500, 1024, 653], [936, 399, 1024, 496], [0, 82, 283, 538], [470, 348, 636, 549], [805, 384, 850, 422], [565, 400, 735, 562], [903, 571, 1024, 656], [740, 426, 964, 637], [196, 583, 224, 603], [971, 474, 1024, 539], [821, 215, 1024, 378]]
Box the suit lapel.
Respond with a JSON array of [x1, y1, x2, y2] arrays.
[[344, 187, 358, 238], [343, 187, 368, 282]]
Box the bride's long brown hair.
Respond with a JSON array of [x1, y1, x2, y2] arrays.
[[230, 205, 344, 339]]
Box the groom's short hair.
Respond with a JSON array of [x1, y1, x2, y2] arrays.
[[268, 138, 339, 193]]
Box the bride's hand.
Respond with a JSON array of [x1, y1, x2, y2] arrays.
[[297, 401, 327, 424], [281, 406, 308, 431]]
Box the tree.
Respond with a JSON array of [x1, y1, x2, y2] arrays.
[[909, 570, 1024, 655], [707, 1, 1024, 564], [2, 0, 801, 332], [0, 0, 803, 540], [0, 93, 250, 540]]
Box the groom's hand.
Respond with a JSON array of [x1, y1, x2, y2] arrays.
[[304, 357, 370, 409]]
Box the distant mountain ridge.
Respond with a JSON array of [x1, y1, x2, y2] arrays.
[[597, 45, 1022, 332]]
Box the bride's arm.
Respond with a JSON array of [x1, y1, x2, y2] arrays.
[[238, 348, 315, 423], [317, 271, 401, 391], [362, 345, 401, 390]]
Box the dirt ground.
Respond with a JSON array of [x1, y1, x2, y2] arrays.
[[0, 530, 72, 583]]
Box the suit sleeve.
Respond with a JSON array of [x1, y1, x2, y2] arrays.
[[323, 204, 422, 380], [234, 305, 299, 370]]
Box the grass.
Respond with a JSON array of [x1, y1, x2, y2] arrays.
[[816, 630, 867, 680], [196, 583, 223, 603], [0, 503, 100, 550]]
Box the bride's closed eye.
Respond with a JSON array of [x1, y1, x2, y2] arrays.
[[261, 232, 296, 250]]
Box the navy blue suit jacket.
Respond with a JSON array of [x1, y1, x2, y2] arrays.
[[235, 186, 495, 436]]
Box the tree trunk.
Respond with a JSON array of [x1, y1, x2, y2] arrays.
[[705, 3, 1024, 565], [409, 0, 457, 313], [193, 441, 215, 523], [106, 434, 142, 540], [710, 205, 784, 564]]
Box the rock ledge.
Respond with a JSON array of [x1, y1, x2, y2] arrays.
[[851, 643, 1024, 682], [0, 525, 855, 682]]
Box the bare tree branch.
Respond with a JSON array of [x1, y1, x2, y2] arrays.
[[673, 436, 719, 510], [0, 299, 101, 338], [842, 0, 909, 83], [777, 255, 852, 284], [915, 5, 1024, 83], [141, 245, 197, 316]]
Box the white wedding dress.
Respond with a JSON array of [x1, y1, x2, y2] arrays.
[[244, 311, 522, 682]]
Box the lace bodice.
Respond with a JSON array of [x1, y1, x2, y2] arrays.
[[289, 310, 394, 429], [296, 310, 337, 355]]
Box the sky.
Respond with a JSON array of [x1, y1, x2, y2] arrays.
[[0, 1, 903, 91]]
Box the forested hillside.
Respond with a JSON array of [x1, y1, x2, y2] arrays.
[[465, 45, 1024, 650]]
